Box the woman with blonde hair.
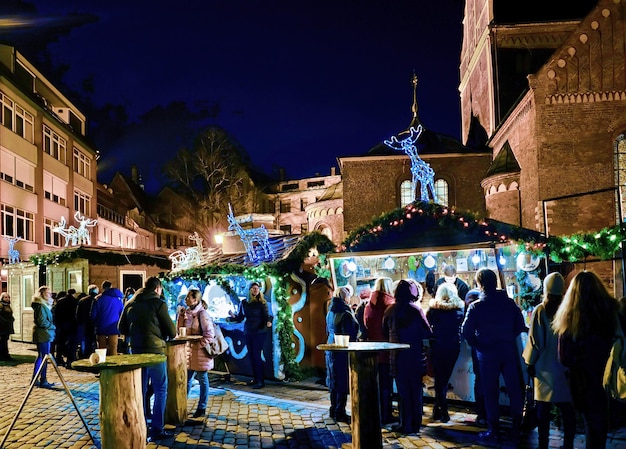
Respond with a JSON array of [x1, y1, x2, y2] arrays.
[[426, 282, 464, 422], [230, 281, 272, 389], [553, 271, 619, 449], [364, 277, 395, 423], [177, 289, 215, 418], [31, 285, 56, 388]]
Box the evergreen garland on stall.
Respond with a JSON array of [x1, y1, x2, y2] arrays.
[[161, 232, 335, 381]]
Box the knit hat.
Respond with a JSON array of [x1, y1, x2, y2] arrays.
[[543, 272, 564, 296]]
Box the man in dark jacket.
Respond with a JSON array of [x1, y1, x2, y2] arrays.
[[461, 268, 526, 444], [91, 280, 124, 356], [54, 289, 79, 366], [434, 264, 469, 303], [118, 276, 176, 442], [76, 285, 97, 359]]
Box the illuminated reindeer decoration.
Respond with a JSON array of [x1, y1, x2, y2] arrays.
[[4, 236, 21, 264], [53, 212, 97, 247], [384, 124, 438, 203], [227, 204, 274, 261], [169, 231, 219, 271]]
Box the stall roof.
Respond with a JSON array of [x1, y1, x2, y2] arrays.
[[340, 202, 545, 253], [29, 246, 172, 269]]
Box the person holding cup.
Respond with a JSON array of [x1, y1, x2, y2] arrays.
[[322, 280, 359, 423], [176, 289, 215, 418]]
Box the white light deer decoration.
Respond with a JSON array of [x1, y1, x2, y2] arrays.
[[169, 231, 216, 272], [227, 204, 273, 261], [4, 236, 21, 264], [53, 213, 97, 247], [74, 212, 97, 245], [53, 216, 78, 247]]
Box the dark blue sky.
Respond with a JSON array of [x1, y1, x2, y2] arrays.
[[7, 1, 465, 189]]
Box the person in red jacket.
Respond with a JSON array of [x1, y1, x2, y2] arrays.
[[364, 277, 395, 424]]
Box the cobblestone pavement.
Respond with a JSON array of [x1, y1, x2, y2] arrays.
[[1, 341, 625, 449]]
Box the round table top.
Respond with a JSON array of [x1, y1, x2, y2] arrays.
[[316, 342, 410, 352], [72, 353, 166, 373]]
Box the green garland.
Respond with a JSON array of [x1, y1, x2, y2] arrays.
[[547, 225, 626, 263], [30, 247, 171, 269], [161, 232, 335, 380], [515, 268, 543, 310], [341, 201, 545, 252]]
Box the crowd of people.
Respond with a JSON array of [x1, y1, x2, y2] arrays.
[[2, 261, 623, 447], [321, 265, 624, 449]]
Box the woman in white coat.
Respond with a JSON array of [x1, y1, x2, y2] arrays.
[[523, 272, 576, 449]]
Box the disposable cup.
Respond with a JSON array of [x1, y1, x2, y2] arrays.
[[335, 335, 349, 347], [95, 348, 107, 363], [179, 327, 187, 337]]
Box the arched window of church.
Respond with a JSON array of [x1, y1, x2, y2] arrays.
[[614, 133, 626, 222], [434, 179, 449, 206], [400, 180, 414, 206]]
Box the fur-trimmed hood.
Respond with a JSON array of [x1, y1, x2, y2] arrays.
[[31, 295, 50, 309], [429, 294, 464, 311]]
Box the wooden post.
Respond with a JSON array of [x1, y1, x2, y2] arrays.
[[165, 339, 188, 424], [349, 351, 381, 449], [100, 368, 146, 449]]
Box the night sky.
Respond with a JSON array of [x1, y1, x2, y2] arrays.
[[3, 1, 465, 193]]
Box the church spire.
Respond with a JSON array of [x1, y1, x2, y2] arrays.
[[408, 71, 421, 129]]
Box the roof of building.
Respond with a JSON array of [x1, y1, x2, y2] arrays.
[[485, 141, 521, 177]]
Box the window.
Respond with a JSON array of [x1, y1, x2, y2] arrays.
[[1, 204, 34, 241], [307, 180, 324, 188], [400, 180, 414, 207], [434, 179, 449, 206], [0, 92, 34, 142], [1, 150, 35, 191], [282, 183, 298, 192], [280, 224, 292, 233], [280, 200, 291, 213], [43, 125, 67, 163], [73, 147, 91, 179], [43, 172, 67, 206], [300, 198, 308, 211], [74, 190, 91, 215], [44, 218, 62, 247], [615, 134, 626, 222], [301, 223, 308, 233]]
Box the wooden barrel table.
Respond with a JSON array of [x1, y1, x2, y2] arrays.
[[72, 353, 166, 449], [317, 342, 409, 449], [165, 335, 202, 424]]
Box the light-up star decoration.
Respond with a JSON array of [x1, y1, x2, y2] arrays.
[[384, 124, 438, 203], [227, 204, 274, 262], [4, 236, 21, 264]]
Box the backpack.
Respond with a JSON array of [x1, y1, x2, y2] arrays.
[[603, 324, 626, 402]]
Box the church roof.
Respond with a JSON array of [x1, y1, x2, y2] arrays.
[[485, 141, 521, 177]]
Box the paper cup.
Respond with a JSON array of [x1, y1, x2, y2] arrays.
[[179, 327, 187, 337], [89, 353, 100, 365], [335, 335, 349, 347], [95, 348, 107, 363]]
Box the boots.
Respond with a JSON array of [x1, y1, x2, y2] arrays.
[[440, 405, 450, 423], [192, 408, 206, 418], [430, 403, 442, 421]]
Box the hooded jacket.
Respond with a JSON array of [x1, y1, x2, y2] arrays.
[[32, 295, 55, 343], [383, 284, 432, 376], [364, 290, 394, 362], [91, 288, 124, 335], [118, 288, 176, 354], [427, 293, 464, 347]]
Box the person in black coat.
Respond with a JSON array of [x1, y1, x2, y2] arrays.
[[426, 283, 464, 423], [54, 289, 79, 366], [324, 282, 359, 423], [461, 268, 526, 445], [434, 264, 469, 304], [0, 292, 15, 360], [383, 279, 433, 434], [230, 281, 273, 389], [76, 285, 97, 359]]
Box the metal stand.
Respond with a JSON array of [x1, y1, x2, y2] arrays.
[[0, 353, 99, 448]]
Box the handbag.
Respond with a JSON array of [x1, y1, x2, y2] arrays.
[[520, 376, 538, 432], [198, 316, 229, 358], [603, 324, 626, 402]]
